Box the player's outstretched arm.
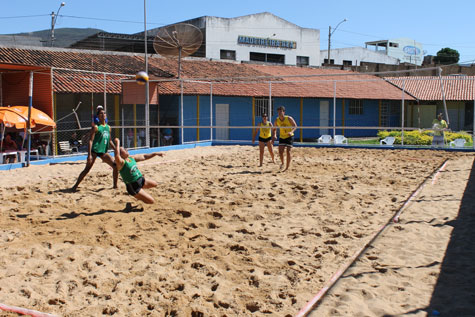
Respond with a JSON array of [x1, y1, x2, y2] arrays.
[[134, 152, 164, 163]]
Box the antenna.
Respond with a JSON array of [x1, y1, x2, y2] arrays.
[[153, 23, 203, 78]]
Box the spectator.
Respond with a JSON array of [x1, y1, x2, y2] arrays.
[[1, 133, 18, 163], [93, 105, 108, 127], [431, 113, 448, 147], [69, 132, 80, 152], [162, 122, 173, 146]]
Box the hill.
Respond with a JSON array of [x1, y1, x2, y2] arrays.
[[12, 28, 103, 47]]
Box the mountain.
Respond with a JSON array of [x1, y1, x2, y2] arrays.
[[11, 28, 104, 47]]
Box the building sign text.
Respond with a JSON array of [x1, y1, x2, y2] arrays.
[[237, 35, 297, 49]]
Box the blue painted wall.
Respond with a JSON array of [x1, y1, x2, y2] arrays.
[[344, 100, 381, 137], [159, 94, 391, 143]]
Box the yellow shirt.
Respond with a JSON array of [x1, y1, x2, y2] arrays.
[[259, 122, 272, 138], [431, 119, 448, 136], [275, 115, 293, 139]]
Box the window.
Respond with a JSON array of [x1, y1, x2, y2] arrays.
[[250, 52, 266, 62], [343, 60, 352, 66], [323, 58, 334, 65], [297, 56, 309, 66], [220, 50, 236, 60], [250, 52, 285, 64], [349, 99, 363, 115], [266, 53, 285, 64], [389, 42, 399, 48], [255, 97, 274, 117]]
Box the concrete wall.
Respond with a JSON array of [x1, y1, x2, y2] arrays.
[[204, 13, 320, 66], [353, 62, 475, 76], [321, 47, 400, 66]]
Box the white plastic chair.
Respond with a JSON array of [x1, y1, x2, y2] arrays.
[[18, 149, 40, 162], [317, 135, 332, 144], [1, 151, 18, 164], [334, 135, 348, 145], [449, 138, 466, 148], [380, 136, 395, 146]]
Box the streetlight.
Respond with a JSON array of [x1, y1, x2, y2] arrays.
[[327, 18, 347, 65], [50, 2, 66, 47]]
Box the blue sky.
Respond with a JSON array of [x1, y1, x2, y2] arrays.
[[1, 0, 474, 64]]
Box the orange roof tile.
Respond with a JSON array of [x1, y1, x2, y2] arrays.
[[385, 76, 475, 101], [0, 46, 412, 100]]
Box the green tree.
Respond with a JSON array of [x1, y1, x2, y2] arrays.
[[434, 47, 460, 64]]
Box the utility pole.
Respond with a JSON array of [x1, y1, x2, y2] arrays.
[[50, 2, 66, 47], [327, 19, 347, 65]]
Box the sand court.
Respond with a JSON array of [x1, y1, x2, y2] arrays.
[[0, 146, 473, 316]]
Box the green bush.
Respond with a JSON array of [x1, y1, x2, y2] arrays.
[[377, 130, 473, 146]]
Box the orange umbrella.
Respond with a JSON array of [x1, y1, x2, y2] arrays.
[[0, 107, 29, 129], [10, 106, 56, 127]]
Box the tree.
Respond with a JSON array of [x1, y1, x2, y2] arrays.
[[434, 47, 460, 65]]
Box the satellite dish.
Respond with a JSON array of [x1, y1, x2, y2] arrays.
[[153, 23, 203, 78]]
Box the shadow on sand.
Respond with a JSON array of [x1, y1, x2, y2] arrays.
[[56, 202, 143, 220], [428, 158, 475, 315]]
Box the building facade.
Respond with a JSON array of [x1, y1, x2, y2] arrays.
[[365, 37, 424, 66], [148, 12, 320, 67], [321, 47, 400, 66]]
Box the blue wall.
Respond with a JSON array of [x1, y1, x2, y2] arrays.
[[344, 100, 381, 137], [159, 95, 391, 143]]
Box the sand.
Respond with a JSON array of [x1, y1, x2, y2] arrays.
[[0, 146, 473, 316]]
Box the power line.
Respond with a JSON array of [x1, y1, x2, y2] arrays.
[[0, 14, 49, 19]]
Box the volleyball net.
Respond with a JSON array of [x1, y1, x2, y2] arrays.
[[42, 66, 475, 157]]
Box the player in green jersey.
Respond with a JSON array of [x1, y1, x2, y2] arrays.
[[113, 138, 164, 204], [72, 108, 118, 191]]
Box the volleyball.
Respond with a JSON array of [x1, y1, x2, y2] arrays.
[[135, 71, 149, 85]]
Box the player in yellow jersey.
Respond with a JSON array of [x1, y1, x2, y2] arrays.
[[252, 113, 275, 166], [272, 106, 297, 172]]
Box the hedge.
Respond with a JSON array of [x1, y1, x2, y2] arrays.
[[378, 130, 473, 146]]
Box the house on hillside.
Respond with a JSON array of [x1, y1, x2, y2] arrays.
[[0, 45, 413, 154]]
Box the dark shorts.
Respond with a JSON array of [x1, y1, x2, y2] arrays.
[[125, 176, 145, 196], [91, 150, 105, 158], [279, 136, 294, 147], [258, 136, 272, 144]]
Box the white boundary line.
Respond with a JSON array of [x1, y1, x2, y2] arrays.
[[0, 303, 58, 317], [296, 158, 450, 317]]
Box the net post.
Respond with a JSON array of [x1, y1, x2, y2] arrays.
[[401, 78, 405, 145], [180, 79, 184, 145], [268, 81, 272, 120], [210, 82, 213, 142], [333, 80, 336, 137], [438, 67, 450, 126], [103, 73, 107, 112]]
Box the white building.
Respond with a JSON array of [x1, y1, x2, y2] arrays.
[[365, 38, 424, 66], [320, 47, 400, 66], [149, 12, 320, 67]]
